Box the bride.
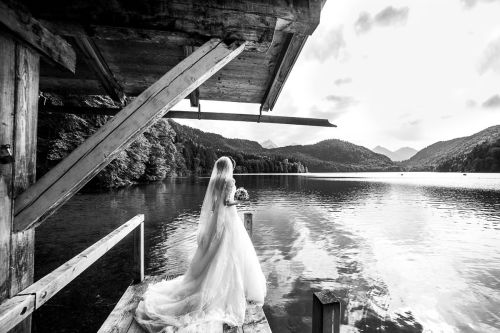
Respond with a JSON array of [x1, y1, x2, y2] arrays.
[[135, 156, 267, 332]]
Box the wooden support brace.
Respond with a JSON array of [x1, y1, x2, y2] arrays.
[[14, 38, 246, 232], [0, 1, 75, 72], [261, 33, 308, 111], [74, 35, 126, 105], [0, 294, 35, 333]]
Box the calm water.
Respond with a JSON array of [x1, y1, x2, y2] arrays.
[[34, 173, 500, 333]]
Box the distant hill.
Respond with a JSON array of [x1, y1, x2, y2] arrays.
[[403, 125, 500, 172], [261, 139, 278, 149], [373, 146, 417, 161], [269, 140, 400, 172], [170, 121, 400, 172]]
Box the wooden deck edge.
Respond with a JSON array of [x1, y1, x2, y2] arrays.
[[98, 275, 272, 333]]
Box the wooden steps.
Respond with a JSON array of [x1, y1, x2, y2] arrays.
[[98, 275, 272, 333]]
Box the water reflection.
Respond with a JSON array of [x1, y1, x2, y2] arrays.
[[34, 174, 500, 333]]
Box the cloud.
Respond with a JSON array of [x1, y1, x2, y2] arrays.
[[309, 105, 347, 120], [375, 6, 410, 26], [325, 94, 358, 109], [354, 6, 409, 34], [461, 0, 500, 8], [304, 26, 346, 62], [482, 94, 500, 108], [387, 119, 424, 141], [465, 99, 477, 108], [354, 12, 373, 34], [334, 78, 352, 86], [478, 35, 500, 74]]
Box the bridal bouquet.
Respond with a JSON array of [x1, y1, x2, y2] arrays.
[[234, 187, 249, 201]]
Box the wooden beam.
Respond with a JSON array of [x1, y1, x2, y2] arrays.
[[261, 33, 308, 111], [0, 294, 35, 333], [184, 46, 200, 107], [74, 35, 126, 105], [14, 38, 245, 232], [132, 221, 144, 284], [39, 106, 337, 127], [18, 215, 143, 310], [0, 1, 76, 73], [41, 22, 271, 53], [0, 32, 15, 303]]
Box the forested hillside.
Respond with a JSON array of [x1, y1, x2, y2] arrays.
[[403, 125, 500, 172], [269, 140, 400, 172], [37, 113, 307, 189]]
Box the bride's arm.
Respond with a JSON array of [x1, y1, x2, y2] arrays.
[[223, 179, 238, 206]]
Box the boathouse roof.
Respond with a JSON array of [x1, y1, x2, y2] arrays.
[[17, 0, 325, 111]]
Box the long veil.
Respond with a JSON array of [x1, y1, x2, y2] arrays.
[[197, 157, 233, 249]]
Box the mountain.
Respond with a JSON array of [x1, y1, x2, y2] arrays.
[[403, 125, 500, 172], [261, 139, 278, 149], [269, 140, 400, 172], [373, 146, 417, 161]]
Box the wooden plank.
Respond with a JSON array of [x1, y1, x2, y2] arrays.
[[13, 38, 246, 232], [38, 106, 337, 127], [0, 31, 15, 302], [98, 275, 164, 333], [74, 35, 126, 105], [0, 1, 75, 72], [133, 222, 144, 284], [184, 46, 200, 107], [18, 215, 144, 310], [312, 291, 342, 333], [261, 33, 308, 111], [242, 305, 272, 333], [8, 41, 39, 333], [0, 295, 35, 333]]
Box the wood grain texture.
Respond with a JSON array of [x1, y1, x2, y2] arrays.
[[0, 294, 35, 333], [98, 275, 271, 333], [261, 33, 308, 111], [184, 46, 200, 107], [19, 215, 144, 310], [0, 1, 75, 72], [0, 32, 15, 303], [74, 35, 126, 105], [14, 39, 245, 231]]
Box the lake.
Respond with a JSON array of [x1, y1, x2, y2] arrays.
[[33, 173, 500, 332]]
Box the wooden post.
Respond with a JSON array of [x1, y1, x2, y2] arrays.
[[244, 213, 253, 239], [312, 290, 341, 333], [0, 30, 39, 333], [133, 221, 144, 284]]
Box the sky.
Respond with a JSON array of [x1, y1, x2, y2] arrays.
[[173, 0, 500, 151]]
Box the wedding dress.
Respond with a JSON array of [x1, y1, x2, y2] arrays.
[[135, 157, 267, 333]]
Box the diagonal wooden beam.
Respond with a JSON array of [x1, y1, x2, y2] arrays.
[[183, 46, 200, 107], [13, 38, 245, 232], [39, 105, 337, 127], [0, 1, 75, 72], [261, 33, 308, 111], [74, 35, 126, 105]]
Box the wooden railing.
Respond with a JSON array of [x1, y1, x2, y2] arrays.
[[0, 214, 144, 332]]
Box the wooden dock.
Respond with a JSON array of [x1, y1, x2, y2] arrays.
[[98, 275, 272, 333]]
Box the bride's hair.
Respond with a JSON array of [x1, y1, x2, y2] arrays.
[[197, 156, 234, 246]]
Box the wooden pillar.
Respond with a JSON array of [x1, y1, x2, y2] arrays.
[[133, 221, 144, 284], [0, 31, 40, 333], [244, 213, 253, 239], [312, 290, 342, 333]]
